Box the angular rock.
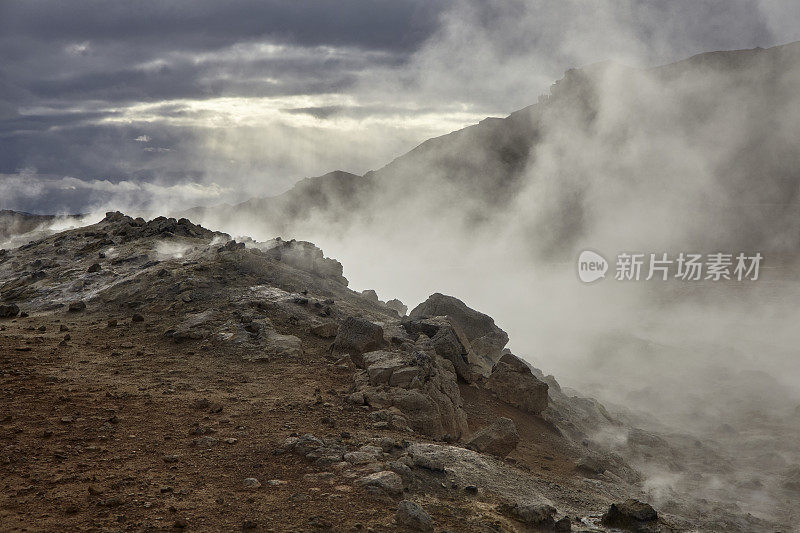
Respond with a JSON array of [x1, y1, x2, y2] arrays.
[[0, 304, 19, 318], [290, 434, 324, 456], [466, 417, 519, 457], [261, 331, 302, 358], [344, 451, 376, 465], [402, 316, 477, 382], [499, 501, 558, 528], [601, 499, 658, 530], [385, 298, 408, 316], [410, 293, 508, 375], [389, 366, 421, 388], [362, 351, 409, 385], [310, 322, 339, 338], [485, 359, 548, 415], [395, 500, 434, 531], [361, 289, 379, 302], [333, 317, 384, 363], [262, 239, 347, 285], [243, 478, 261, 489], [356, 471, 403, 497], [356, 348, 470, 439], [68, 301, 86, 312], [496, 352, 532, 374]]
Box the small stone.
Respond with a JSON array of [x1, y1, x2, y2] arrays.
[[68, 301, 86, 312], [243, 478, 261, 489], [355, 471, 403, 497], [310, 322, 339, 338], [395, 500, 434, 531], [87, 263, 101, 273], [0, 304, 20, 319], [101, 496, 124, 507], [344, 451, 376, 465], [132, 313, 144, 322], [60, 416, 73, 424], [192, 398, 211, 410], [107, 319, 117, 328], [173, 518, 188, 529], [163, 454, 180, 463], [224, 437, 237, 444], [196, 436, 218, 447], [59, 325, 70, 332], [601, 499, 658, 528]]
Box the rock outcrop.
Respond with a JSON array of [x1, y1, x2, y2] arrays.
[[485, 353, 549, 414], [262, 239, 348, 286], [333, 317, 385, 364], [409, 293, 508, 376], [352, 349, 469, 440]]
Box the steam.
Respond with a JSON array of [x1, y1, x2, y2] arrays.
[[4, 1, 800, 528], [172, 29, 800, 526]]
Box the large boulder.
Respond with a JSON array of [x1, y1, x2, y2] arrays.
[[402, 316, 474, 382], [410, 293, 508, 375], [333, 317, 384, 364], [485, 354, 548, 415], [362, 351, 414, 386], [601, 499, 658, 531], [465, 417, 519, 457]]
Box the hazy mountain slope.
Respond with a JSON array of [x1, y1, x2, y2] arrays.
[[182, 170, 371, 237], [0, 210, 55, 240], [184, 41, 800, 257]]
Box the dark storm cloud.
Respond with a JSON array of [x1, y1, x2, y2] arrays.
[[0, 0, 443, 106], [0, 0, 448, 208], [1, 0, 799, 214]]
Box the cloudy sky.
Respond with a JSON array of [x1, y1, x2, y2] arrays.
[[1, 0, 799, 214]]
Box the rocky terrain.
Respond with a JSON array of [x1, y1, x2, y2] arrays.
[[1, 212, 794, 532]]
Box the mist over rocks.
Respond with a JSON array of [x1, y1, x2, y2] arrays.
[[142, 43, 800, 530], [0, 210, 791, 531], [3, 45, 800, 533]]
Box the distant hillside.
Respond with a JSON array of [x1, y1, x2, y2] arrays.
[[187, 41, 800, 256], [0, 210, 55, 241], [182, 170, 372, 236]]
